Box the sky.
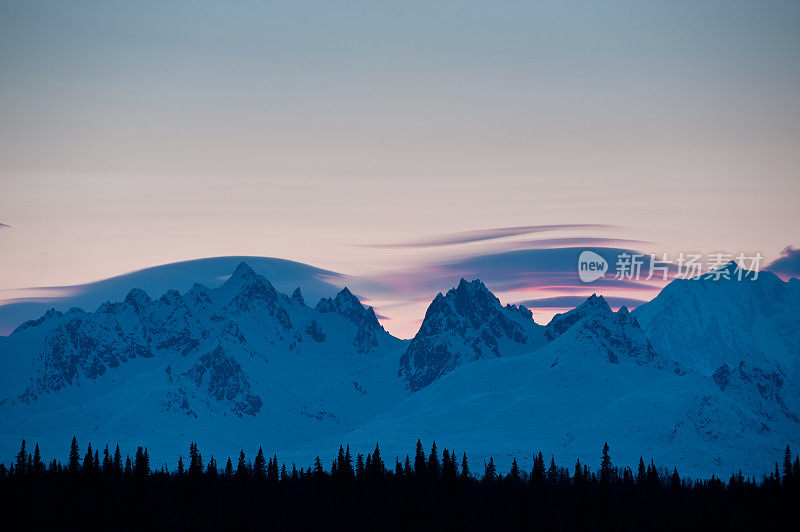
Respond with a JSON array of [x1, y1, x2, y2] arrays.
[[1, 1, 799, 337]]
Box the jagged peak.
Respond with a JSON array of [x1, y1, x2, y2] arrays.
[[221, 262, 278, 304], [453, 278, 493, 297], [617, 305, 630, 316], [230, 261, 256, 280], [159, 289, 183, 306], [12, 308, 64, 334], [545, 294, 613, 340], [125, 288, 151, 311], [291, 287, 305, 306], [334, 286, 362, 308]]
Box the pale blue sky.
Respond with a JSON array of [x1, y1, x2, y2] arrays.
[[1, 1, 799, 335]]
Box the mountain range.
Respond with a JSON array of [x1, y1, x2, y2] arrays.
[[0, 261, 797, 477]]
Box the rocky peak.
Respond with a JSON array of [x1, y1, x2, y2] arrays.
[[545, 294, 612, 341], [399, 279, 546, 391], [291, 287, 306, 306], [124, 289, 152, 312]]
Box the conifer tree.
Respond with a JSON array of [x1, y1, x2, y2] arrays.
[[33, 443, 42, 474], [124, 456, 132, 476], [371, 443, 384, 477], [102, 444, 112, 473], [428, 441, 440, 479], [83, 443, 94, 474], [113, 444, 122, 474], [460, 453, 470, 480], [68, 436, 81, 473], [637, 457, 646, 485], [253, 447, 266, 479], [177, 456, 184, 476], [548, 456, 558, 483], [414, 440, 426, 477], [313, 456, 324, 478], [343, 445, 354, 479], [269, 454, 280, 484], [484, 457, 496, 483], [355, 453, 365, 477], [532, 452, 545, 483], [600, 443, 612, 484], [784, 445, 793, 484], [15, 440, 26, 476], [206, 456, 217, 477], [508, 458, 521, 482], [574, 459, 583, 483], [224, 457, 233, 477]]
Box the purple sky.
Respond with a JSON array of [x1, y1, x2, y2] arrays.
[[1, 1, 799, 337]]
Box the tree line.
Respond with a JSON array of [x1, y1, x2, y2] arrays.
[[1, 437, 798, 530]]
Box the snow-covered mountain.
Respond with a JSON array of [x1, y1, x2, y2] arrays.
[[0, 256, 347, 336], [634, 262, 800, 377], [0, 262, 408, 463], [284, 284, 798, 477], [634, 262, 800, 423], [0, 264, 797, 478], [399, 279, 546, 390]]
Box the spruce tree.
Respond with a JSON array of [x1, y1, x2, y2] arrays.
[[460, 453, 470, 480], [15, 440, 26, 476], [68, 436, 81, 473], [113, 444, 122, 474], [206, 456, 218, 477], [508, 458, 521, 482], [224, 457, 233, 477], [428, 441, 440, 479], [343, 445, 354, 479], [371, 443, 384, 477], [83, 443, 94, 474], [637, 457, 646, 485], [784, 445, 793, 484], [574, 459, 583, 483], [414, 440, 426, 477], [483, 457, 496, 483], [355, 453, 365, 477], [33, 443, 42, 474], [548, 456, 558, 483], [600, 443, 612, 484], [532, 452, 545, 483], [313, 456, 324, 478], [253, 447, 266, 479], [102, 445, 112, 473], [177, 456, 184, 476]]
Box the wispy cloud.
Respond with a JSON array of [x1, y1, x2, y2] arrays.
[[366, 224, 617, 248], [0, 221, 11, 229], [766, 246, 800, 280]]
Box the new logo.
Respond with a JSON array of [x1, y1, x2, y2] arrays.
[[578, 251, 608, 283]]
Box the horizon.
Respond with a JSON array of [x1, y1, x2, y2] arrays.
[[1, 252, 791, 340]]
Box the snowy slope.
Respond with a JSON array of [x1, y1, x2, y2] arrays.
[[0, 256, 346, 336], [0, 262, 408, 467], [282, 294, 798, 478], [0, 266, 797, 479]]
